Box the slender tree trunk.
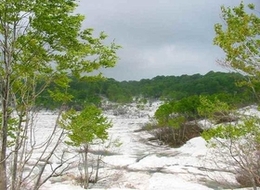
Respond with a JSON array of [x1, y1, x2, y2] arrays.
[[83, 144, 89, 189], [0, 5, 14, 188], [0, 162, 7, 190], [95, 155, 100, 183], [0, 32, 11, 189], [11, 115, 24, 190], [0, 77, 10, 190]]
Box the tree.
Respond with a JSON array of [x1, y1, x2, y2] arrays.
[[197, 95, 233, 124], [201, 103, 260, 189], [0, 0, 119, 189], [153, 96, 203, 147], [61, 105, 112, 189], [214, 2, 260, 100], [211, 2, 260, 189]]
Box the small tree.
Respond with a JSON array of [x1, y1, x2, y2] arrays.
[[212, 2, 260, 189], [197, 95, 234, 124], [202, 108, 260, 189], [214, 2, 260, 100], [153, 96, 203, 147], [61, 104, 112, 189]]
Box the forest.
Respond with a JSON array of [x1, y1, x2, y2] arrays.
[[36, 71, 255, 110]]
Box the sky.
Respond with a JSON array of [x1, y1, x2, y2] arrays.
[[76, 0, 259, 81]]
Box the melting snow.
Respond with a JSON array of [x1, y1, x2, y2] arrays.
[[28, 102, 257, 189]]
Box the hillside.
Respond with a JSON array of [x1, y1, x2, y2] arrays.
[[37, 71, 253, 109]]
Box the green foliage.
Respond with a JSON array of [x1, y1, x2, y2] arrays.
[[200, 3, 260, 188], [0, 111, 19, 147], [155, 95, 201, 127], [214, 2, 260, 101], [60, 104, 112, 189], [167, 116, 186, 130], [153, 96, 204, 147], [61, 105, 112, 147], [154, 102, 174, 125], [0, 0, 120, 111], [214, 3, 260, 70], [172, 95, 201, 118], [36, 71, 252, 109], [0, 0, 120, 189], [154, 94, 236, 132], [202, 117, 260, 142], [197, 96, 231, 120]]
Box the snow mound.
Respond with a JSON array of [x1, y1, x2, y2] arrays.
[[148, 173, 212, 190]]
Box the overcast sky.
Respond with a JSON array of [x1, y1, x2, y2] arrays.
[[76, 0, 259, 81]]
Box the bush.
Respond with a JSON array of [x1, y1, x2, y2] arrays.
[[150, 122, 203, 147]]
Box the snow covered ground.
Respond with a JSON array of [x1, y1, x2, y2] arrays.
[[28, 102, 258, 190]]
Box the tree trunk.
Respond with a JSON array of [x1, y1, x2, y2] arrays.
[[83, 144, 89, 189], [0, 12, 13, 189], [95, 155, 100, 183], [0, 82, 10, 190], [0, 164, 7, 190], [11, 115, 24, 190]]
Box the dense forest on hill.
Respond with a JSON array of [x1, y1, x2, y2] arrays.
[[37, 71, 254, 109]]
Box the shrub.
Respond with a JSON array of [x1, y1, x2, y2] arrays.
[[150, 121, 203, 147]]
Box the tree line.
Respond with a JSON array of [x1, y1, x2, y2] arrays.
[[36, 71, 254, 109]]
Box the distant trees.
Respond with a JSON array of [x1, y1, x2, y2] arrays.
[[35, 71, 252, 108], [0, 0, 119, 189]]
